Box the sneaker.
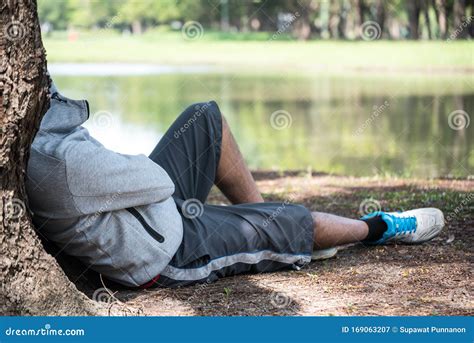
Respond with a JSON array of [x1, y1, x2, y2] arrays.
[[362, 208, 445, 245], [312, 247, 338, 260]]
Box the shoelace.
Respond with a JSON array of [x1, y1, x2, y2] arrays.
[[388, 214, 417, 236]]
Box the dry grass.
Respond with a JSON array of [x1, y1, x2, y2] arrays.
[[100, 173, 473, 316]]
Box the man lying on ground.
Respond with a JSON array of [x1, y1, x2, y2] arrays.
[[26, 82, 445, 288]]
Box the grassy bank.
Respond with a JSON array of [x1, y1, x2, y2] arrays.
[[44, 30, 473, 72]]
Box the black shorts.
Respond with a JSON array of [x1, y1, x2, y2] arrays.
[[146, 101, 314, 287]]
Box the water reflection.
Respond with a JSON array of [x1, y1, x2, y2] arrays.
[[53, 71, 473, 178]]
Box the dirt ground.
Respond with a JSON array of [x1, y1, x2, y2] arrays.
[[85, 172, 473, 316]]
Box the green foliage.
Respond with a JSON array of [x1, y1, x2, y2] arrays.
[[38, 0, 73, 30], [68, 0, 124, 28], [38, 0, 473, 40], [223, 287, 232, 297]]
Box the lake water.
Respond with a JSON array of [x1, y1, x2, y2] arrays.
[[51, 65, 473, 178]]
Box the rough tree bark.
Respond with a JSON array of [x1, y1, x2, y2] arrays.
[[0, 0, 103, 315]]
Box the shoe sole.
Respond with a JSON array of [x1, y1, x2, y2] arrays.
[[311, 247, 338, 260]]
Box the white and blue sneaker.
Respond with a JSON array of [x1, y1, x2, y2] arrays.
[[362, 208, 445, 244]]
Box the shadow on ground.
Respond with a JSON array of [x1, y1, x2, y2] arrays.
[[52, 173, 473, 315]]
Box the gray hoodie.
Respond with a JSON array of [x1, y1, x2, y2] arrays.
[[26, 83, 183, 287]]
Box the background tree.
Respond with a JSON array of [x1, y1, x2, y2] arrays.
[[407, 0, 422, 39], [422, 0, 433, 39], [434, 0, 449, 38], [453, 0, 468, 38], [35, 0, 473, 41], [37, 0, 73, 31]]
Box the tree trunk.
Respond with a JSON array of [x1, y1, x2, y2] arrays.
[[353, 0, 367, 39], [292, 0, 314, 40], [0, 0, 102, 316], [328, 0, 340, 39], [337, 0, 349, 39], [354, 0, 366, 24], [453, 0, 468, 39], [375, 0, 386, 37], [131, 20, 143, 35], [434, 0, 448, 39], [422, 0, 432, 39], [407, 0, 422, 39], [469, 0, 474, 37]]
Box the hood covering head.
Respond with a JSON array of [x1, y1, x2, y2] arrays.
[[39, 82, 90, 133]]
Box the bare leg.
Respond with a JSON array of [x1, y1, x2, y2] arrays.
[[216, 116, 264, 204], [312, 212, 369, 249], [214, 115, 368, 247]]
